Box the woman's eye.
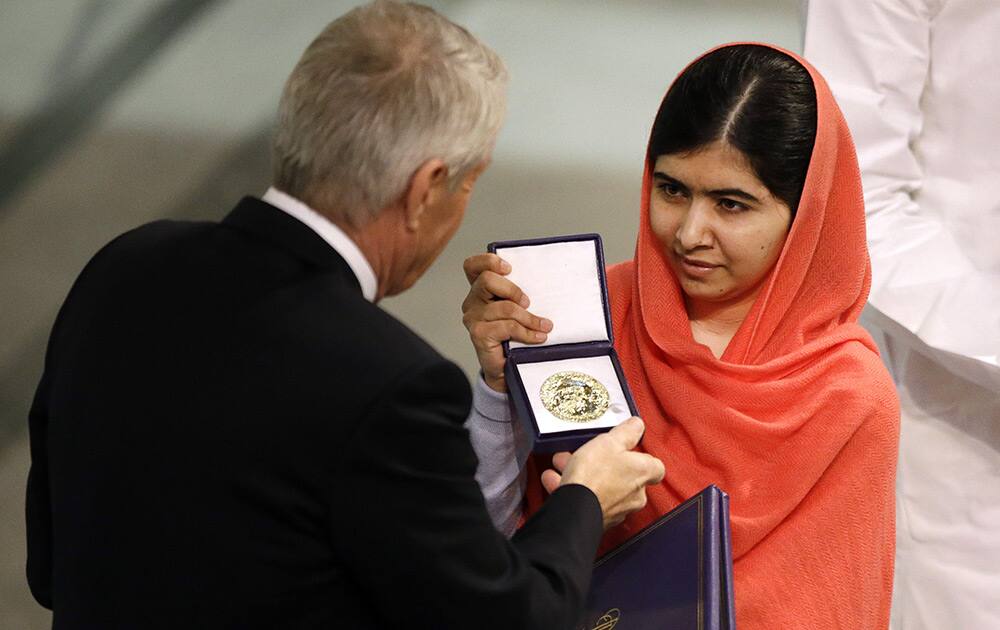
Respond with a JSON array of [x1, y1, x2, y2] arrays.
[[719, 198, 747, 213], [659, 183, 684, 197]]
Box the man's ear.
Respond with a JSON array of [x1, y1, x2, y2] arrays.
[[403, 158, 449, 231]]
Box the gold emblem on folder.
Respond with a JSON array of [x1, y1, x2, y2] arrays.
[[590, 608, 621, 630], [540, 371, 610, 422]]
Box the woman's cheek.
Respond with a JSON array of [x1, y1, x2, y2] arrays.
[[648, 203, 675, 247]]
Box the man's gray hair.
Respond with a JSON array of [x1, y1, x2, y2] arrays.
[[272, 1, 508, 225]]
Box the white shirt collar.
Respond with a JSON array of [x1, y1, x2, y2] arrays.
[[261, 187, 378, 302]]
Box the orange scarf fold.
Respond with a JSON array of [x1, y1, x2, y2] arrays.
[[525, 44, 899, 629]]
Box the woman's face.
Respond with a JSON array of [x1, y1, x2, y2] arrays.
[[649, 141, 792, 314]]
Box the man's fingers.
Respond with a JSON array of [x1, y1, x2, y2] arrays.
[[607, 416, 645, 451], [463, 253, 511, 284], [541, 469, 561, 494], [639, 454, 666, 485], [605, 515, 626, 528], [631, 490, 649, 512], [550, 451, 571, 472]]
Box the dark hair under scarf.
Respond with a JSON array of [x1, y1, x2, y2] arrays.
[[649, 44, 817, 216]]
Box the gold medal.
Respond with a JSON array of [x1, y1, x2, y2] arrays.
[[540, 371, 610, 422]]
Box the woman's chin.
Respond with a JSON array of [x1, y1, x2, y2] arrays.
[[676, 274, 725, 299], [683, 287, 731, 305], [677, 277, 743, 307]]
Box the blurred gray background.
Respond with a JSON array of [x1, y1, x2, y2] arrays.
[[0, 1, 800, 625]]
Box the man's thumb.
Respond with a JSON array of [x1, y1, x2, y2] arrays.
[[541, 469, 562, 494], [608, 416, 645, 450]]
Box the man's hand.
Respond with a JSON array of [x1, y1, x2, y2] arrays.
[[542, 417, 665, 530], [461, 253, 553, 392]]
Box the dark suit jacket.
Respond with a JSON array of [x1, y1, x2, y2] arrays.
[[26, 197, 604, 629]]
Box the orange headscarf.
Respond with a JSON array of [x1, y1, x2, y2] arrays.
[[525, 44, 899, 629]]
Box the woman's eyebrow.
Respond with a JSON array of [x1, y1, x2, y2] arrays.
[[652, 171, 689, 191], [654, 171, 761, 204], [708, 187, 761, 203]]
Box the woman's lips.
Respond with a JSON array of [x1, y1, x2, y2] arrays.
[[678, 255, 721, 277]]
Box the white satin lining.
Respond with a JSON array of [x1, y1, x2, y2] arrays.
[[497, 240, 609, 349]]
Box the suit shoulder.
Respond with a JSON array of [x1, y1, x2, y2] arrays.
[[79, 219, 212, 275], [315, 288, 452, 369], [50, 219, 210, 319], [101, 219, 211, 253], [261, 275, 463, 391], [278, 285, 472, 423]]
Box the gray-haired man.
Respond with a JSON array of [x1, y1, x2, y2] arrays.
[[26, 2, 664, 628]]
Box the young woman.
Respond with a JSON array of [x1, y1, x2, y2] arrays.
[[462, 44, 899, 629]]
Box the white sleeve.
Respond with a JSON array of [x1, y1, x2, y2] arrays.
[[805, 0, 930, 226], [465, 375, 531, 537], [804, 0, 1000, 389]]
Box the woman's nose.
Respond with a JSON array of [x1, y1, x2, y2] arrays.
[[676, 200, 714, 250]]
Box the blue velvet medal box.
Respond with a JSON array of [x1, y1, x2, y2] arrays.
[[487, 233, 638, 453], [580, 485, 736, 630]]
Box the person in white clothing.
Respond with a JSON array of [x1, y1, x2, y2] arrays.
[[804, 1, 1000, 628]]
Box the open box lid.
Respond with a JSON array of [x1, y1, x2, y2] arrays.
[[488, 233, 613, 352]]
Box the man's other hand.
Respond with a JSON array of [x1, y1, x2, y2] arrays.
[[542, 417, 665, 530]]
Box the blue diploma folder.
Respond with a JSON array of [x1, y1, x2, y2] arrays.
[[579, 485, 736, 630]]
